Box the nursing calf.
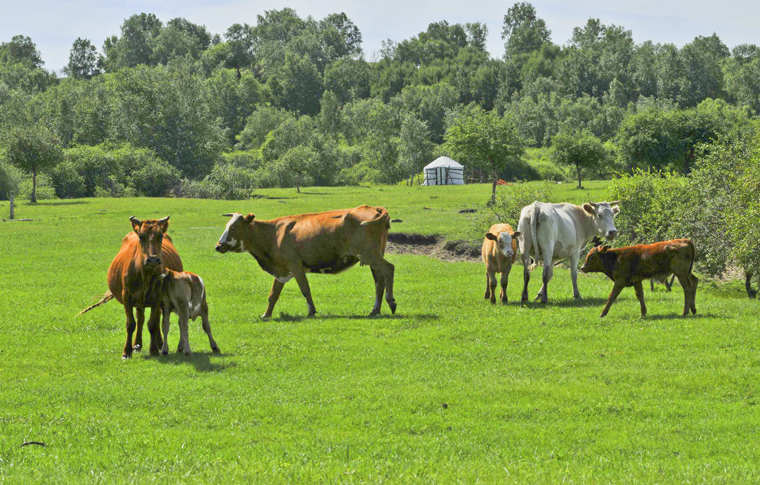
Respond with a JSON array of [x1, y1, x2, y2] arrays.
[[158, 270, 220, 356], [580, 239, 698, 317], [482, 224, 520, 304]]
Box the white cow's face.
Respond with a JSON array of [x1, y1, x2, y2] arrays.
[[215, 213, 253, 253], [583, 201, 620, 240]]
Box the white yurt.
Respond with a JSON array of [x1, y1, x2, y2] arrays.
[[421, 156, 465, 186]]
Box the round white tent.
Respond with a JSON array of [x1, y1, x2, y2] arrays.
[[422, 157, 465, 186]]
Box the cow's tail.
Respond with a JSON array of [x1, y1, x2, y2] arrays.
[[360, 207, 390, 228], [76, 291, 114, 317], [528, 204, 540, 272], [686, 239, 696, 276]]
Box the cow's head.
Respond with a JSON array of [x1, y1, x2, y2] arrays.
[[216, 213, 254, 253], [485, 230, 521, 259], [582, 201, 620, 240], [130, 216, 169, 270], [579, 244, 610, 273]]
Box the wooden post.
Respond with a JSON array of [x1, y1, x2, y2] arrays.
[[9, 192, 14, 220]]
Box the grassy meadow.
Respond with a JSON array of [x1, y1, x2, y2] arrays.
[[1, 182, 759, 483]]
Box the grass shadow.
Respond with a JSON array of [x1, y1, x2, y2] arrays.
[[149, 351, 237, 373], [271, 312, 440, 322], [516, 297, 609, 309], [35, 200, 89, 206]]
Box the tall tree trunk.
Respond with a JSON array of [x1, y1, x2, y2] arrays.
[[296, 172, 301, 193], [9, 192, 14, 220], [576, 162, 582, 189], [491, 166, 498, 203], [31, 170, 37, 203]]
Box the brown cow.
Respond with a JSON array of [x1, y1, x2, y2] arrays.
[[78, 216, 183, 358], [482, 224, 521, 304], [157, 269, 219, 356], [215, 206, 395, 318], [579, 239, 698, 317]]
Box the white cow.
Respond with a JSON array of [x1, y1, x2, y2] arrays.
[[517, 201, 620, 303]]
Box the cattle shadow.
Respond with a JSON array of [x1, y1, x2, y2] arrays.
[[639, 313, 717, 321], [148, 351, 237, 373], [516, 298, 609, 309], [38, 200, 89, 206], [271, 312, 440, 322]]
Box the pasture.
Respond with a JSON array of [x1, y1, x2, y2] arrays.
[[1, 182, 759, 483]]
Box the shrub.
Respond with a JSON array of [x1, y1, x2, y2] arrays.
[[49, 161, 87, 198], [468, 180, 553, 239]]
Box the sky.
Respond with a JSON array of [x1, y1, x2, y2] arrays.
[[3, 0, 760, 73]]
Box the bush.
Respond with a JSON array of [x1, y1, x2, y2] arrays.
[[606, 169, 690, 247], [468, 180, 553, 238], [49, 161, 87, 198], [178, 161, 257, 200], [17, 173, 56, 200], [132, 159, 180, 197]]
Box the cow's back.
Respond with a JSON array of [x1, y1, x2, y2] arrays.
[[107, 232, 183, 304]]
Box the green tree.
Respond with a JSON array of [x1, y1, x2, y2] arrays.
[[444, 108, 524, 202], [502, 2, 551, 58], [63, 38, 101, 79], [550, 128, 607, 188], [280, 145, 318, 193], [398, 114, 433, 185], [4, 126, 62, 202], [0, 35, 44, 67]]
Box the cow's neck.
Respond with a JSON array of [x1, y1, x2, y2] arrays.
[[574, 205, 601, 247], [245, 220, 279, 274]]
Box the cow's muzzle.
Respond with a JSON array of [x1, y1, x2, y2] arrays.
[[606, 230, 618, 239], [215, 244, 227, 253], [145, 256, 161, 266]]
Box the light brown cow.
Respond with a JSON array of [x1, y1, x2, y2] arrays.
[[482, 223, 521, 304], [580, 239, 698, 317], [78, 216, 183, 358], [215, 206, 395, 318], [157, 270, 219, 356]]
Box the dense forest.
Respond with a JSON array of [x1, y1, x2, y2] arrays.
[[1, 2, 760, 201]]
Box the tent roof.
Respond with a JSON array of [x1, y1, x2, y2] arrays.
[[423, 156, 463, 170]]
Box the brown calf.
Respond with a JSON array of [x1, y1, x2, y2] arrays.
[[158, 270, 219, 356], [482, 224, 520, 304], [78, 216, 183, 358], [580, 239, 698, 317], [216, 206, 395, 318]]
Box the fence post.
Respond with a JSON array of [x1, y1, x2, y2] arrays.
[[9, 192, 14, 220]]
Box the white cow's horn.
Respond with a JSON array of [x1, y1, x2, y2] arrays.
[[158, 216, 170, 223]]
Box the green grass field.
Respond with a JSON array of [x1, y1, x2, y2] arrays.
[[1, 182, 759, 483]]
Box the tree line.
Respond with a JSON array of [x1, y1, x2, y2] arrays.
[[1, 3, 759, 202]]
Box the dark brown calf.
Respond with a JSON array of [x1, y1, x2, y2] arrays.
[[580, 239, 698, 317]]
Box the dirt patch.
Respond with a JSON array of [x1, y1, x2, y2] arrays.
[[386, 232, 481, 262]]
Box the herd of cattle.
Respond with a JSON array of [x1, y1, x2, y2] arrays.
[[78, 201, 698, 359]]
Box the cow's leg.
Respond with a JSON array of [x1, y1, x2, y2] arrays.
[[123, 303, 137, 359], [667, 274, 675, 292], [650, 279, 655, 292], [535, 242, 554, 303], [174, 305, 191, 356], [366, 254, 395, 314], [676, 273, 692, 316], [600, 283, 624, 318], [146, 305, 162, 356], [499, 267, 510, 304], [570, 251, 582, 299], [370, 268, 386, 315], [290, 266, 317, 317], [484, 272, 492, 300], [133, 307, 145, 352], [634, 282, 647, 316], [487, 269, 497, 304], [262, 279, 285, 319], [689, 274, 698, 315], [161, 305, 170, 356], [201, 302, 220, 353], [521, 257, 530, 303]]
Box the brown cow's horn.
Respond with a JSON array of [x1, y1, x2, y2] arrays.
[[223, 213, 235, 217], [129, 216, 141, 224], [588, 202, 598, 208], [158, 216, 169, 223]]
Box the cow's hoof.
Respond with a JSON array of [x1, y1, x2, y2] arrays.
[[184, 351, 192, 357], [389, 302, 397, 315], [490, 299, 496, 304], [369, 309, 381, 317], [574, 295, 582, 300], [122, 353, 131, 360], [260, 314, 271, 320], [212, 346, 221, 353], [132, 344, 141, 352], [501, 299, 508, 305]]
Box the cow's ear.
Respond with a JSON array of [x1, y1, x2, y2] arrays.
[[512, 231, 521, 239], [485, 232, 497, 241], [129, 216, 141, 234], [582, 203, 595, 215], [612, 205, 620, 216], [244, 213, 256, 223], [158, 215, 170, 233]]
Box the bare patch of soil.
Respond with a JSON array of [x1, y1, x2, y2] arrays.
[[386, 232, 481, 262]]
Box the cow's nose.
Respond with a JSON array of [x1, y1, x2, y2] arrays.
[[607, 230, 618, 238], [146, 256, 161, 265], [215, 244, 224, 253]]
